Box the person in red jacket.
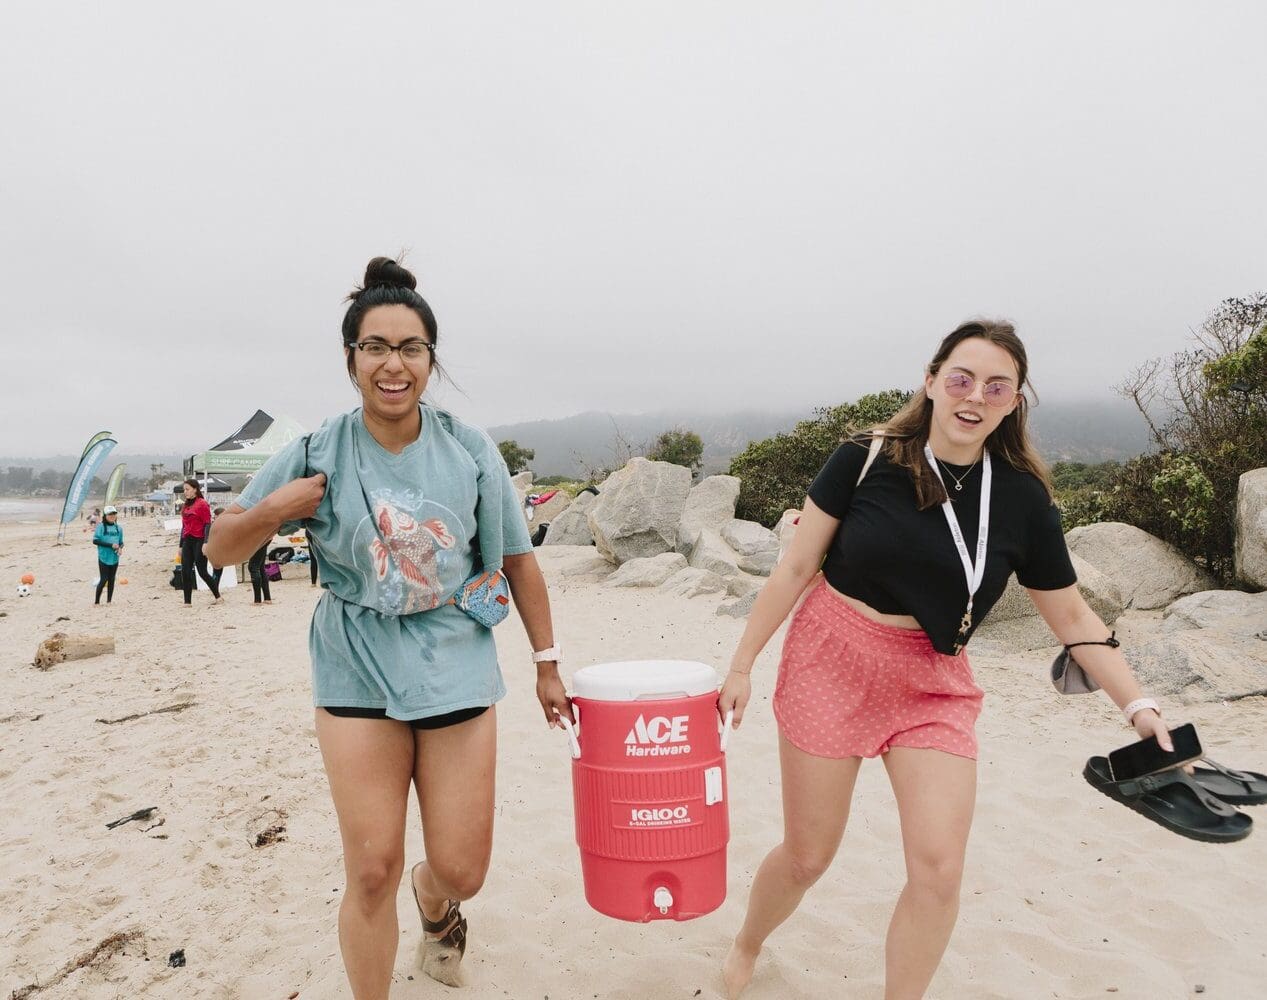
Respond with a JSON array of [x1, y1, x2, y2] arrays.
[[180, 479, 222, 606]]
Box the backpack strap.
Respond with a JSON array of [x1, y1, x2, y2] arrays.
[[856, 432, 884, 487]]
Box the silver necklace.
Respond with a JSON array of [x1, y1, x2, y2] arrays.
[[936, 457, 979, 492]]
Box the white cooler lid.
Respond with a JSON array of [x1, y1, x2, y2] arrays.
[[571, 660, 719, 702]]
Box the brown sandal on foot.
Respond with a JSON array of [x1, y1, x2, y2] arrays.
[[410, 862, 468, 987]]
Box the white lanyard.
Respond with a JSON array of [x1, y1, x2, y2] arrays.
[[923, 444, 991, 644]]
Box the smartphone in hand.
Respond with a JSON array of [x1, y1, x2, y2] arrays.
[[1107, 723, 1202, 782]]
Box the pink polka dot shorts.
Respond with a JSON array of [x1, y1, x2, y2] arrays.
[[773, 580, 984, 760]]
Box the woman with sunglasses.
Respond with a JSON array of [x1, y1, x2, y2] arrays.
[[205, 256, 571, 999], [719, 320, 1168, 999]]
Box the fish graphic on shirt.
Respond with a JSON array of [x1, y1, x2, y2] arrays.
[[369, 501, 457, 611]]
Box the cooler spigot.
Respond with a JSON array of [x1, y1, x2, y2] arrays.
[[653, 886, 673, 915]]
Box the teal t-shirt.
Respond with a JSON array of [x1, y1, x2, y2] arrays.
[[235, 406, 533, 719]]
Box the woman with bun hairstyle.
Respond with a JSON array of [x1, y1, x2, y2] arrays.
[[179, 479, 222, 605], [718, 321, 1171, 999], [206, 256, 571, 997]]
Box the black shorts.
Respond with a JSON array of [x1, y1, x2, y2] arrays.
[[322, 705, 488, 730]]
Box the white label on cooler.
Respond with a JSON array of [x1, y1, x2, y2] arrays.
[[704, 766, 723, 806]]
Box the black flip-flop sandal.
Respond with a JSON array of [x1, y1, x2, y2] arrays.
[[1191, 758, 1267, 806], [1083, 756, 1253, 844]]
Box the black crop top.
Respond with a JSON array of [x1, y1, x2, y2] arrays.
[[808, 439, 1077, 654]]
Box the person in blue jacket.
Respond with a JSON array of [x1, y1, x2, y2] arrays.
[[92, 505, 124, 604]]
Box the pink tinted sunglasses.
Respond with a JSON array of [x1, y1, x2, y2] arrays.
[[942, 372, 1020, 408]]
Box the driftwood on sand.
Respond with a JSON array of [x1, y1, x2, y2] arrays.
[[32, 632, 116, 669], [96, 701, 196, 725], [10, 929, 146, 999]]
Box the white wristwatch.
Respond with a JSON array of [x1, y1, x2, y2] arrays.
[[1122, 697, 1160, 725], [531, 644, 562, 663]]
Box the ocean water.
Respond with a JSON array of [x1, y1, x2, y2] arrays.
[[0, 498, 67, 523]]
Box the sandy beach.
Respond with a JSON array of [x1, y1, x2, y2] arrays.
[[2, 514, 1266, 999]]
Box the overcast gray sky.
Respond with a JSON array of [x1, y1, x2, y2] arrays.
[[2, 1, 1264, 456]]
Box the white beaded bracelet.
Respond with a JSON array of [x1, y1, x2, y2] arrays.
[[1122, 697, 1160, 725]]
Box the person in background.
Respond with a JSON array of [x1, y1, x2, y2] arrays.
[[211, 507, 226, 590], [307, 527, 320, 587], [179, 479, 222, 606], [247, 540, 272, 605], [92, 505, 123, 605]]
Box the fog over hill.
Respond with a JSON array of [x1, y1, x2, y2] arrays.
[[2, 397, 1151, 481], [490, 397, 1153, 478]]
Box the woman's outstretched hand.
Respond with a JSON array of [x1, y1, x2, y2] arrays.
[[718, 669, 752, 730], [1132, 708, 1172, 751], [536, 665, 574, 728]]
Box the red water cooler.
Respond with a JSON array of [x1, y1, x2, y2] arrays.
[[560, 660, 730, 922]]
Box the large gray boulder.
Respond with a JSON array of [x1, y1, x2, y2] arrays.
[[1123, 630, 1267, 704], [1162, 589, 1267, 637], [977, 552, 1124, 650], [534, 544, 612, 579], [721, 519, 780, 576], [543, 490, 598, 546], [1065, 521, 1214, 609], [660, 567, 728, 599], [587, 458, 692, 564], [1235, 468, 1267, 587], [511, 471, 534, 490], [688, 529, 741, 578], [606, 552, 688, 588], [726, 571, 764, 598], [717, 590, 759, 618], [676, 475, 741, 553]]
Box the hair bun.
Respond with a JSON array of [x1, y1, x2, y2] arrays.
[[363, 256, 417, 292]]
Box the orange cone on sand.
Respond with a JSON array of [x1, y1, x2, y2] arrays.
[[20, 573, 35, 585]]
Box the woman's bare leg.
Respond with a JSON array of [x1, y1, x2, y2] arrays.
[[723, 735, 862, 998], [409, 706, 497, 982], [881, 746, 976, 1000], [315, 709, 415, 1000]]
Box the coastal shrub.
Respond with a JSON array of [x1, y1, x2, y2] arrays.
[[730, 389, 911, 527], [1107, 294, 1267, 581], [647, 429, 704, 470], [1051, 461, 1120, 530], [497, 439, 535, 475]]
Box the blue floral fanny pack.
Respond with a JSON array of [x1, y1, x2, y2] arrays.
[[446, 569, 512, 628]]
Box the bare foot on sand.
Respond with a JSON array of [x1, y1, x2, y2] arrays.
[[722, 941, 758, 999]]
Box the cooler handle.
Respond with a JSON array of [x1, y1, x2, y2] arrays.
[[554, 708, 581, 759], [719, 709, 734, 753]]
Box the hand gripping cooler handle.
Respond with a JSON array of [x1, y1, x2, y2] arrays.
[[554, 708, 581, 759], [719, 709, 734, 753]]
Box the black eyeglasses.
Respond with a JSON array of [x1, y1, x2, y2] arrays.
[[353, 339, 435, 362]]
